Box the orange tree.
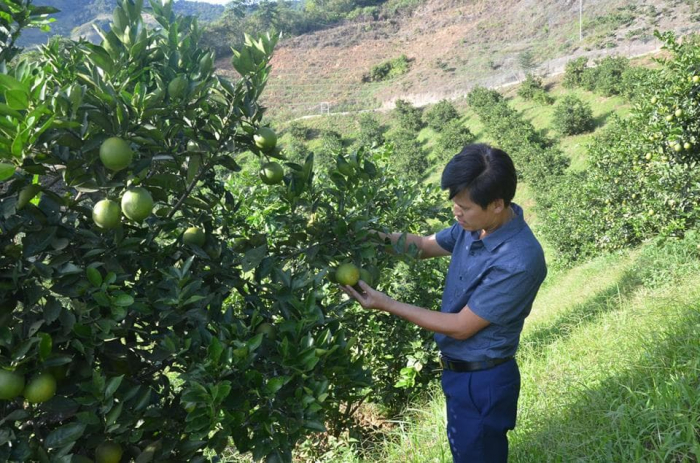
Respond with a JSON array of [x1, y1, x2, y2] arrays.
[[0, 1, 451, 461], [541, 31, 700, 262]]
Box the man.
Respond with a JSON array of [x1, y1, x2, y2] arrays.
[[341, 143, 547, 462]]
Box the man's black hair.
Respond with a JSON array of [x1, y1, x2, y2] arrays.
[[441, 143, 517, 209]]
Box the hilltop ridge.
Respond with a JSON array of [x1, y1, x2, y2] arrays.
[[214, 0, 700, 120]]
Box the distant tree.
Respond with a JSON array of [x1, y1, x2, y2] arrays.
[[518, 50, 537, 75], [553, 95, 595, 135], [394, 99, 424, 133], [424, 99, 460, 132], [356, 113, 385, 147]]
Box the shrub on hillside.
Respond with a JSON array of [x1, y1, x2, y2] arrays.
[[518, 74, 554, 105], [386, 128, 428, 182], [394, 99, 424, 132], [287, 121, 310, 141], [563, 57, 589, 89], [356, 112, 385, 148], [552, 95, 595, 135], [437, 120, 475, 161], [365, 54, 411, 82], [424, 99, 460, 131], [588, 56, 630, 96], [518, 74, 544, 100], [620, 66, 658, 100], [466, 86, 505, 108]]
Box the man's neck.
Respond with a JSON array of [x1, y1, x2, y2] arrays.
[[480, 206, 515, 239]]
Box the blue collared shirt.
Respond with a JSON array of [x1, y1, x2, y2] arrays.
[[434, 203, 547, 362]]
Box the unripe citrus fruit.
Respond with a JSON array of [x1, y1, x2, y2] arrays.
[[95, 441, 123, 463], [23, 372, 56, 403], [121, 187, 153, 222], [167, 75, 188, 99], [183, 227, 206, 247], [256, 322, 276, 340], [92, 199, 121, 229], [684, 142, 692, 150], [99, 137, 133, 172], [675, 109, 683, 117], [259, 162, 284, 185], [0, 370, 25, 400], [17, 184, 41, 210], [359, 268, 374, 287], [254, 127, 277, 152], [694, 75, 700, 83], [650, 96, 658, 104], [336, 263, 360, 286]]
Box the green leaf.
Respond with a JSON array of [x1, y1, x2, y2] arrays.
[[302, 420, 327, 432], [37, 332, 52, 361], [5, 89, 29, 110], [44, 422, 86, 449], [207, 337, 223, 364], [0, 162, 14, 180], [86, 267, 103, 287], [105, 375, 124, 398], [112, 293, 134, 307]]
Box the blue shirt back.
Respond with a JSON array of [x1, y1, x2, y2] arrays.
[[434, 203, 547, 362]]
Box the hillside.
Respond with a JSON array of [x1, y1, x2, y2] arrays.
[[213, 0, 700, 121], [15, 0, 224, 47]]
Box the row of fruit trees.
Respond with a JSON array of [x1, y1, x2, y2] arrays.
[[0, 0, 452, 461]]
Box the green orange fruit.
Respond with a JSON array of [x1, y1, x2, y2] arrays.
[[335, 263, 360, 287], [121, 187, 153, 222], [99, 137, 133, 172], [183, 227, 206, 247], [92, 199, 121, 229], [256, 322, 276, 340], [95, 441, 123, 463], [259, 162, 284, 185], [359, 268, 374, 287], [23, 372, 56, 403], [254, 127, 277, 152], [0, 370, 25, 400]]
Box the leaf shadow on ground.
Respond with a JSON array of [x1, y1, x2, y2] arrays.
[[511, 302, 700, 462]]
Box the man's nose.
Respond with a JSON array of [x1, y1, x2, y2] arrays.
[[452, 204, 461, 216]]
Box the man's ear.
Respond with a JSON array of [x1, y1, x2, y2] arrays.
[[491, 198, 505, 213]]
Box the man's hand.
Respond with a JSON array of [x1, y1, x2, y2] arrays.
[[340, 280, 391, 311]]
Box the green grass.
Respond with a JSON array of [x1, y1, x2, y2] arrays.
[[346, 233, 700, 462]]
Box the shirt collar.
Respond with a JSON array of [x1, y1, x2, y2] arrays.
[[472, 203, 526, 252]]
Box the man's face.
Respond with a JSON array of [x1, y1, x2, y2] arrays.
[[451, 189, 503, 232]]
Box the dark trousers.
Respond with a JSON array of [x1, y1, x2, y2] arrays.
[[441, 358, 520, 463]]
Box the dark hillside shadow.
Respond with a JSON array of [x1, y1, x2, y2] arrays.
[[512, 303, 700, 462], [593, 110, 613, 129], [520, 265, 645, 356]]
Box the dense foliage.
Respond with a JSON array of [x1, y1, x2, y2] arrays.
[[0, 1, 451, 461], [540, 32, 700, 261], [365, 55, 411, 83], [423, 99, 460, 132], [552, 95, 595, 136]]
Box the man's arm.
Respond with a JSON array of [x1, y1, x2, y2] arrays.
[[341, 281, 490, 340], [376, 232, 451, 259]]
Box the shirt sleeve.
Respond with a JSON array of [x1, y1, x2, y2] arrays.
[[467, 265, 539, 325], [435, 223, 461, 253]]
